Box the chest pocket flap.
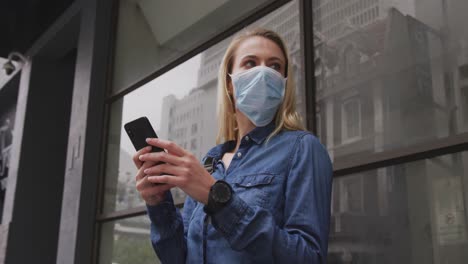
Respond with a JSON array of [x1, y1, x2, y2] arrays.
[[233, 173, 274, 188]]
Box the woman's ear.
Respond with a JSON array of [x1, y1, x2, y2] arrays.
[[227, 77, 234, 97]]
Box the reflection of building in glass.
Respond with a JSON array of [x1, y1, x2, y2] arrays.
[[101, 217, 160, 264], [159, 1, 305, 163], [315, 1, 468, 263], [313, 0, 415, 40], [114, 149, 140, 211], [330, 152, 468, 264], [159, 87, 217, 161], [0, 109, 14, 222], [0, 119, 12, 181]]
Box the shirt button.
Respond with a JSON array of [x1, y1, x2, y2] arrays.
[[237, 152, 242, 158], [247, 182, 252, 187], [245, 136, 250, 141]]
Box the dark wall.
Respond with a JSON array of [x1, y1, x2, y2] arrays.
[[0, 0, 75, 57], [4, 50, 76, 264]]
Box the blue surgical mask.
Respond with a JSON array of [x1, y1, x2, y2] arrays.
[[230, 66, 287, 127]]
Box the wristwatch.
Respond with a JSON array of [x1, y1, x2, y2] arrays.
[[204, 180, 233, 215]]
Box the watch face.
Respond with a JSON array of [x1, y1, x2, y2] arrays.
[[212, 181, 232, 203]]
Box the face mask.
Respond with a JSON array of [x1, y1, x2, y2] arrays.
[[229, 66, 287, 127]]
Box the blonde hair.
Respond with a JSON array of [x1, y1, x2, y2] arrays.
[[216, 28, 305, 144]]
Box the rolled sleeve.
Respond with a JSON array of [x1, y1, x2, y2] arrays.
[[146, 191, 187, 264], [211, 193, 249, 238]]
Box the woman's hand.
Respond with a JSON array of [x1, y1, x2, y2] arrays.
[[132, 146, 174, 206], [139, 138, 216, 205]]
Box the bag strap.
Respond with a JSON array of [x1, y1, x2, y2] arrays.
[[203, 156, 215, 175]]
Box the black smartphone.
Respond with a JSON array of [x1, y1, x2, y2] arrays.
[[124, 116, 164, 153], [124, 117, 165, 185]]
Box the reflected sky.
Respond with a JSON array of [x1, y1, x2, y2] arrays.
[[120, 55, 201, 154]]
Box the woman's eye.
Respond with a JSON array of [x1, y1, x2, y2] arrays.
[[270, 63, 281, 71], [245, 60, 256, 68]]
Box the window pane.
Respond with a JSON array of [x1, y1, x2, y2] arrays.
[[112, 0, 276, 94], [0, 103, 15, 223], [329, 151, 468, 263], [0, 72, 18, 223], [313, 0, 468, 164], [98, 215, 160, 264], [103, 0, 305, 214]]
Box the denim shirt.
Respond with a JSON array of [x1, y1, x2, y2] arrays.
[[146, 122, 333, 264]]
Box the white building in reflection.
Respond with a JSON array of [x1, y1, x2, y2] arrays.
[[313, 0, 416, 40]]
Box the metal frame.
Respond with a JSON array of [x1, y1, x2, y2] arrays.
[[93, 0, 468, 252], [54, 0, 115, 263], [334, 132, 468, 176], [300, 0, 317, 134]]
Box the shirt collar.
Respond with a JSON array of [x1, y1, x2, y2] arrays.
[[247, 120, 276, 145], [206, 121, 276, 159]]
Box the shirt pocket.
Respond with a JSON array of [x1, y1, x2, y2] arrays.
[[232, 173, 277, 208]]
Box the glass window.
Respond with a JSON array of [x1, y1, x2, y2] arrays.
[[112, 0, 277, 94], [191, 123, 198, 135], [460, 64, 468, 80], [190, 138, 197, 152], [328, 152, 468, 264], [341, 97, 361, 143], [313, 0, 468, 165], [0, 72, 18, 223], [98, 215, 160, 264], [338, 174, 364, 213], [102, 0, 305, 215], [0, 106, 15, 223]]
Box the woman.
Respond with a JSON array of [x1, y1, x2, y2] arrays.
[[133, 28, 333, 263]]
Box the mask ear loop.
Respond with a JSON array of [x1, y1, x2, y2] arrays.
[[226, 73, 238, 133]]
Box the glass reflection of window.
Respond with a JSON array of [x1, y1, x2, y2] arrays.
[[191, 123, 198, 135], [341, 97, 361, 144], [343, 45, 356, 77], [190, 138, 197, 152], [462, 87, 468, 127], [460, 64, 468, 80], [339, 175, 364, 213]]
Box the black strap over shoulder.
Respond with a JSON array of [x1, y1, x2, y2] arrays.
[[203, 156, 215, 175]]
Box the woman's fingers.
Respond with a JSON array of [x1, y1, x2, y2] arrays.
[[147, 175, 186, 187], [144, 163, 189, 177], [137, 175, 174, 193], [146, 138, 186, 157], [135, 161, 154, 181], [132, 146, 152, 169], [138, 180, 175, 206], [139, 151, 183, 166], [136, 175, 154, 191]]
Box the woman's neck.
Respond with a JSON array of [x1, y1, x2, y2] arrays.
[[233, 112, 256, 152]]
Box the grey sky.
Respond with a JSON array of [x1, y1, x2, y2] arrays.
[[120, 54, 202, 153]]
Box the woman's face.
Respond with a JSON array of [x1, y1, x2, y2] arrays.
[[229, 36, 286, 93]]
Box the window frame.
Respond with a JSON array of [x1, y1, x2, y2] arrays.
[[341, 96, 362, 144]]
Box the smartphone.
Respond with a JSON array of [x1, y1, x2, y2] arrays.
[[124, 116, 164, 153], [125, 117, 165, 185]]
